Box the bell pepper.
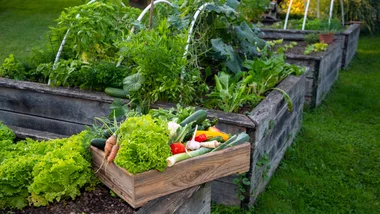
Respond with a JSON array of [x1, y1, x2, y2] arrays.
[[208, 126, 222, 132], [170, 143, 186, 155], [194, 134, 207, 142], [195, 131, 230, 141]]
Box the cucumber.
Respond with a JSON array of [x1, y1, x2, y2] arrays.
[[179, 110, 207, 127], [208, 136, 225, 143], [102, 127, 116, 138], [91, 138, 107, 150], [105, 87, 129, 98]]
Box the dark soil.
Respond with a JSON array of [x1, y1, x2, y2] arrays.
[[6, 185, 136, 214], [271, 40, 329, 57]]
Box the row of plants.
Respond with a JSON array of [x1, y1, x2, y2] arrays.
[[0, 0, 304, 114], [0, 121, 97, 210]]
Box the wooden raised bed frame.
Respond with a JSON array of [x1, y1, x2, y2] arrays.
[[90, 143, 250, 208], [0, 74, 306, 207]]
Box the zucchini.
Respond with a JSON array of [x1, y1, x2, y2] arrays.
[[105, 87, 129, 98], [208, 136, 225, 143], [179, 110, 207, 127], [91, 138, 107, 150]]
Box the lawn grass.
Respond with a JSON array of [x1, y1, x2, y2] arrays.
[[0, 0, 82, 62], [213, 36, 380, 213]]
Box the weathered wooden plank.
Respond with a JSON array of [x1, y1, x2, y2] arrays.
[[0, 85, 110, 125], [174, 183, 211, 214], [0, 77, 114, 103], [248, 74, 305, 145], [211, 180, 241, 206], [132, 143, 250, 207], [9, 125, 68, 140], [91, 143, 250, 208], [136, 184, 209, 214], [0, 110, 85, 135], [91, 146, 136, 206]]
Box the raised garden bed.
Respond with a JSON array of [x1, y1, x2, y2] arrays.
[[0, 74, 305, 207], [278, 39, 343, 107], [6, 126, 212, 214], [260, 24, 361, 68]]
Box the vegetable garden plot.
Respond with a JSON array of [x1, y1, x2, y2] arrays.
[[0, 74, 305, 207], [260, 24, 361, 68], [281, 39, 343, 107]]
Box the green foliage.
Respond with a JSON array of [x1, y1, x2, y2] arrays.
[[242, 52, 305, 97], [0, 121, 15, 141], [268, 18, 344, 32], [206, 72, 260, 113], [115, 115, 171, 174], [0, 129, 96, 210], [304, 33, 320, 44], [73, 61, 131, 90], [119, 19, 204, 109], [340, 0, 379, 33], [304, 42, 328, 55], [239, 0, 270, 22], [0, 54, 26, 80], [50, 1, 140, 62], [233, 173, 251, 201], [186, 0, 267, 74]]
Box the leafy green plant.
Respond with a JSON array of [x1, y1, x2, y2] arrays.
[[304, 42, 328, 55], [115, 115, 171, 174], [206, 72, 260, 113], [0, 54, 26, 80], [239, 0, 270, 22], [0, 127, 96, 210], [0, 121, 15, 141], [233, 173, 251, 201], [119, 19, 204, 110], [256, 152, 271, 180], [304, 33, 320, 44], [50, 1, 140, 62]]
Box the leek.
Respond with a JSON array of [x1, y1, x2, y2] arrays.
[[167, 147, 212, 167]]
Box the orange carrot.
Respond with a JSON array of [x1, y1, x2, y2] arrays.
[[104, 135, 117, 160], [107, 144, 120, 164]]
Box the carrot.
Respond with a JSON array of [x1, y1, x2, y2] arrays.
[[104, 135, 117, 160], [107, 144, 120, 164]]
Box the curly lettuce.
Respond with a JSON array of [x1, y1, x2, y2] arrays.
[[115, 115, 171, 174]]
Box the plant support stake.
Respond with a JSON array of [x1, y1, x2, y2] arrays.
[[301, 0, 311, 30], [328, 0, 335, 27], [284, 0, 293, 30]]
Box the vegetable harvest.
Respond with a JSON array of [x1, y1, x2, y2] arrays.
[[90, 106, 250, 173]]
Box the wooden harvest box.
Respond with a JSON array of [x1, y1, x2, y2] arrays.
[[90, 143, 251, 208]]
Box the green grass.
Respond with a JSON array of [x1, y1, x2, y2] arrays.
[[0, 0, 82, 62], [213, 36, 380, 213]]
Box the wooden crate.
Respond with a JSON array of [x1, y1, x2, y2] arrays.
[[90, 143, 251, 208]]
